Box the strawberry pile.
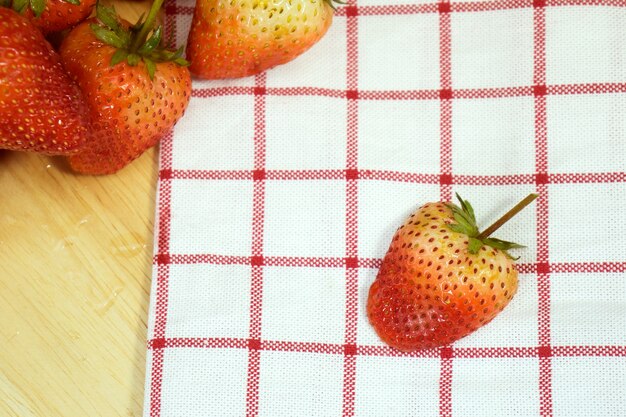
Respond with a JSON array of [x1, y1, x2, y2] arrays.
[[1, 0, 191, 174], [1, 0, 341, 173]]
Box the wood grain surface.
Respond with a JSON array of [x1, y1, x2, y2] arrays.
[[1, 2, 162, 415]]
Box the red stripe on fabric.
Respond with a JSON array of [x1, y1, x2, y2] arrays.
[[453, 0, 533, 12], [439, 3, 453, 203], [533, 3, 553, 416], [343, 265, 359, 417], [149, 348, 164, 417], [249, 260, 265, 337], [359, 257, 383, 269], [346, 175, 359, 260], [453, 173, 536, 185], [359, 90, 440, 100], [266, 169, 347, 180], [454, 86, 533, 99], [536, 195, 551, 351], [245, 350, 261, 417], [550, 261, 626, 273], [537, 121, 554, 416], [348, 1, 532, 16], [149, 127, 175, 417], [550, 82, 626, 95], [244, 72, 267, 417], [454, 346, 541, 358], [167, 254, 251, 265], [552, 345, 626, 356], [192, 87, 255, 98], [262, 340, 345, 354], [150, 337, 248, 349], [437, 4, 455, 416], [341, 5, 360, 416], [151, 252, 626, 284], [152, 254, 626, 277], [171, 169, 253, 180], [439, 5, 452, 93], [155, 73, 175, 252], [539, 356, 553, 416], [439, 114, 454, 191], [165, 168, 626, 185], [549, 0, 626, 6], [165, 168, 625, 185], [356, 345, 440, 358], [170, 1, 626, 18], [154, 254, 352, 267], [534, 0, 549, 330], [517, 262, 538, 274], [548, 172, 626, 184], [439, 354, 454, 417], [342, 354, 357, 416], [345, 262, 360, 334], [268, 87, 347, 98], [266, 256, 347, 268], [149, 336, 626, 358], [359, 170, 440, 183], [347, 4, 439, 16], [253, 77, 267, 170], [189, 81, 626, 102]]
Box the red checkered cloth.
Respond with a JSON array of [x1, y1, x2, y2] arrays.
[[144, 0, 626, 416]]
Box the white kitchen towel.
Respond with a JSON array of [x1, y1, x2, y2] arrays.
[[144, 0, 626, 416]]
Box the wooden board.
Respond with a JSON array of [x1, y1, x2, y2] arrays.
[[1, 1, 159, 415]]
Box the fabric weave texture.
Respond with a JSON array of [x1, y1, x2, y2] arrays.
[[143, 1, 626, 416]]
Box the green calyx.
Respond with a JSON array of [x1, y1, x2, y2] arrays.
[[10, 0, 80, 18], [324, 0, 346, 11], [446, 193, 538, 259], [90, 0, 188, 80]]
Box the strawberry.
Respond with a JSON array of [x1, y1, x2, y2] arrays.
[[59, 1, 191, 174], [8, 0, 96, 34], [0, 7, 88, 154], [186, 0, 340, 79], [367, 194, 538, 351]]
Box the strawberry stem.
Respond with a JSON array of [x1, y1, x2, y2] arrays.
[[477, 193, 539, 239], [130, 0, 164, 52]]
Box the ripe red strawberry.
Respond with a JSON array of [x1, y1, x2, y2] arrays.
[[9, 0, 96, 34], [367, 194, 538, 351], [0, 7, 88, 154], [59, 2, 191, 174], [186, 0, 338, 79]]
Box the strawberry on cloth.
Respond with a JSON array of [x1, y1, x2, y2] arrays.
[[186, 0, 339, 79], [367, 194, 537, 351]]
